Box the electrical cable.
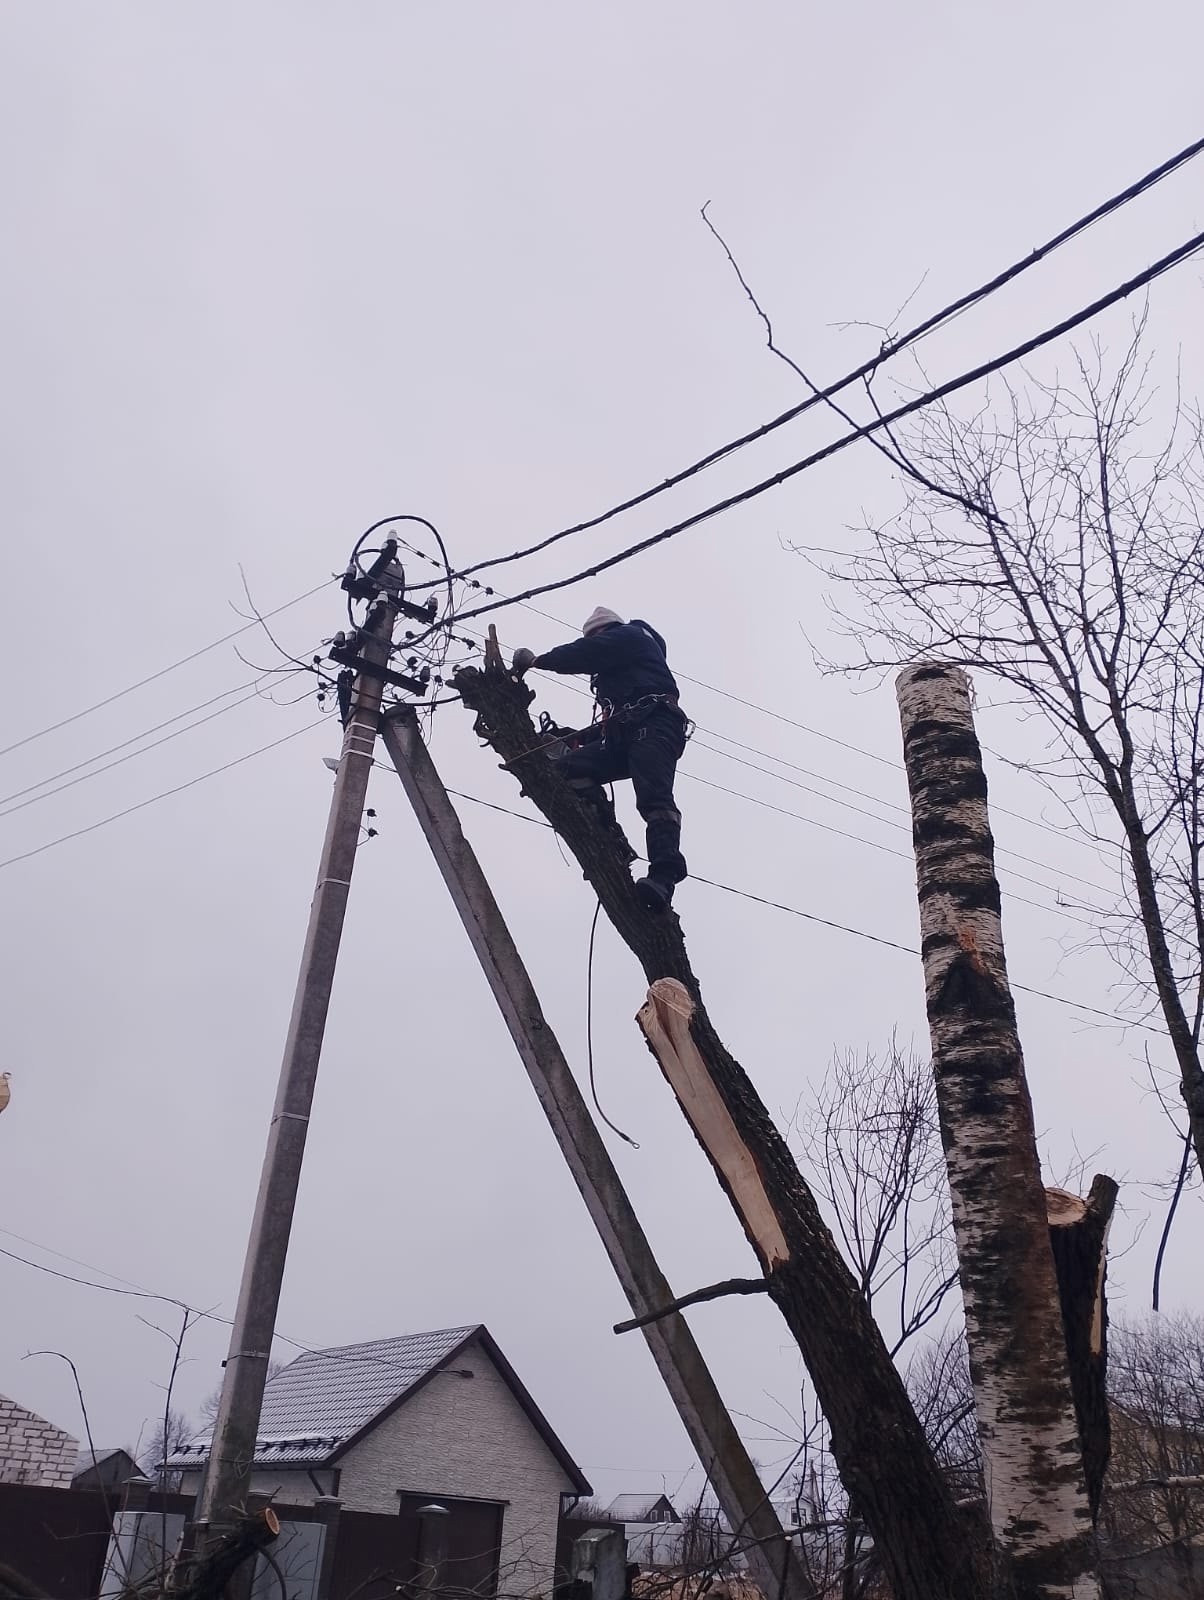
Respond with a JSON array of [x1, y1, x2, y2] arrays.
[[690, 872, 1160, 1031], [0, 718, 325, 871], [441, 782, 1164, 1034], [345, 514, 455, 634], [0, 684, 271, 818], [681, 703, 1120, 863], [0, 678, 266, 810], [0, 1226, 159, 1294], [0, 579, 332, 761], [405, 227, 1204, 638], [687, 733, 1115, 900], [0, 1242, 195, 1307], [678, 769, 1105, 931], [427, 609, 1112, 918], [463, 594, 1123, 867], [0, 1235, 477, 1380], [21, 587, 1083, 941], [586, 896, 639, 1149], [407, 132, 1204, 592]]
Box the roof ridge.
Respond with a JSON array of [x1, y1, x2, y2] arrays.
[[287, 1322, 482, 1361]]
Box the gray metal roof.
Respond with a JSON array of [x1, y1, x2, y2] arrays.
[[606, 1493, 680, 1521], [73, 1445, 133, 1476], [167, 1325, 479, 1471]]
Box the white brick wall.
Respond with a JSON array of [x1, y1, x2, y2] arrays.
[[178, 1344, 576, 1597], [0, 1393, 78, 1488], [338, 1341, 575, 1598]]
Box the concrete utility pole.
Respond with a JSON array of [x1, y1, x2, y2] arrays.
[[380, 707, 804, 1600], [192, 600, 397, 1549]]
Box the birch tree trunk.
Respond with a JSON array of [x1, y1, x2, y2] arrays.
[[896, 663, 1100, 1599], [455, 664, 988, 1600]]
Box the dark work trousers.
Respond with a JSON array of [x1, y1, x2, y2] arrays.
[[562, 705, 688, 879]]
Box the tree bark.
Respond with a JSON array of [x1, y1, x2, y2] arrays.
[[380, 707, 803, 1600], [455, 664, 988, 1600], [174, 1506, 279, 1600], [1046, 1177, 1117, 1525], [897, 662, 1101, 1600], [1112, 770, 1204, 1183]]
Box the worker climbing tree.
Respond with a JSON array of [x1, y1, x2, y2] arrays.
[[512, 607, 689, 911]]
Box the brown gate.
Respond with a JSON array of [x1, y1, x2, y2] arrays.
[[331, 1498, 504, 1600]]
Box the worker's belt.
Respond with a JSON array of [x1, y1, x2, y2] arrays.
[[539, 695, 684, 754], [604, 693, 682, 724]]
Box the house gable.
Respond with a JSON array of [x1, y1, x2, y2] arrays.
[[328, 1327, 589, 1495], [336, 1337, 581, 1507], [336, 1339, 581, 1596]]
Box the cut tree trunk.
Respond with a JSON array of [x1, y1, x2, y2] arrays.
[[380, 707, 804, 1600], [455, 663, 988, 1600], [174, 1506, 279, 1600], [1046, 1176, 1118, 1524], [896, 662, 1103, 1600]]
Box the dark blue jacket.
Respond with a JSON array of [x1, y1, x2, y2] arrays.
[[534, 620, 678, 709]]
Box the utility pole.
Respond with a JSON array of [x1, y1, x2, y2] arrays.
[[380, 706, 804, 1600], [191, 597, 397, 1553]]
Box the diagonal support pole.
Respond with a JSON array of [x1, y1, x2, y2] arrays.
[[380, 706, 804, 1600]]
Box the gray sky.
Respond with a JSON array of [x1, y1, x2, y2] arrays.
[[2, 2, 1202, 1501]]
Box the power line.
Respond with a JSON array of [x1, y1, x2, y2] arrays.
[[0, 684, 271, 818], [0, 718, 325, 871], [457, 605, 1104, 910], [0, 1242, 193, 1308], [495, 598, 1122, 867], [434, 592, 1111, 898], [679, 678, 1119, 860], [422, 228, 1204, 634], [0, 1226, 161, 1294], [687, 731, 1115, 900], [0, 1230, 531, 1385], [391, 589, 1116, 911], [437, 781, 1160, 1032], [691, 874, 1160, 1034], [413, 133, 1204, 591], [677, 768, 1104, 931], [0, 578, 331, 761], [0, 678, 264, 810]]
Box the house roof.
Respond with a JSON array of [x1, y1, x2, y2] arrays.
[[606, 1493, 678, 1521], [166, 1324, 590, 1493], [73, 1445, 136, 1477]]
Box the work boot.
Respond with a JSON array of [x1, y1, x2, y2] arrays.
[[636, 814, 687, 913]]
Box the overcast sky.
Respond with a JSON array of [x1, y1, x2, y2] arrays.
[[2, 2, 1202, 1503]]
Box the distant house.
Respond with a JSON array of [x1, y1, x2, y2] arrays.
[[0, 1393, 78, 1488], [168, 1324, 590, 1597], [607, 1493, 679, 1525], [72, 1445, 142, 1494]]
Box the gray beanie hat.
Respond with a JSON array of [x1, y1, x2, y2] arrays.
[[583, 606, 624, 636]]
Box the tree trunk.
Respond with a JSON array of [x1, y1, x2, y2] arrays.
[[896, 663, 1101, 1599], [1113, 773, 1204, 1183], [1047, 1177, 1117, 1524], [455, 664, 989, 1600]]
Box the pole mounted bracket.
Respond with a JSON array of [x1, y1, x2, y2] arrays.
[[341, 537, 439, 622], [329, 633, 429, 697]]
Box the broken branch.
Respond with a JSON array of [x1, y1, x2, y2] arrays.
[[613, 1276, 769, 1334]]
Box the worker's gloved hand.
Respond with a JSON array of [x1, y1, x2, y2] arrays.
[[512, 647, 537, 676]]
